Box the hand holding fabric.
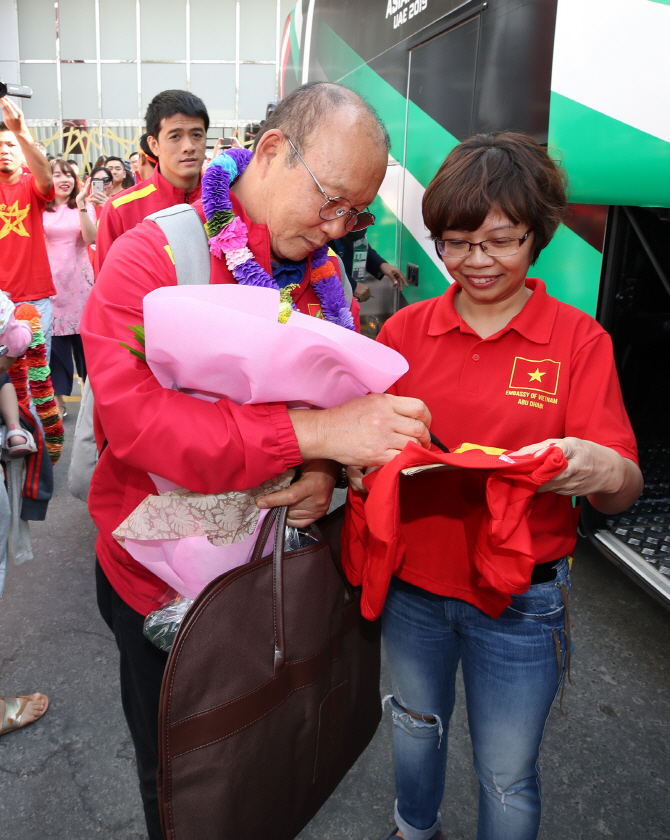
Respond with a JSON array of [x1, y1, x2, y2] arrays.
[[509, 436, 643, 512]]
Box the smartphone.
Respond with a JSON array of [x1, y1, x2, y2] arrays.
[[221, 137, 233, 149], [92, 180, 104, 195]]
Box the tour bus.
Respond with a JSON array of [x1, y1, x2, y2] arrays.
[[280, 0, 670, 607]]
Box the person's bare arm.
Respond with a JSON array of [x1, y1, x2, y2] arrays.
[[0, 98, 52, 196], [0, 356, 17, 375], [510, 437, 643, 514], [76, 179, 97, 245]]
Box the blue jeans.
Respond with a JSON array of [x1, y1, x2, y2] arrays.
[[382, 557, 571, 840]]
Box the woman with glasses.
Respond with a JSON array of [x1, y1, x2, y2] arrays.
[[88, 165, 114, 217], [348, 131, 642, 840]]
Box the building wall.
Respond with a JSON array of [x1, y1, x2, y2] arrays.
[[3, 0, 294, 162]]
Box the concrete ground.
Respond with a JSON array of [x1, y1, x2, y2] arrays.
[[1, 399, 669, 839]]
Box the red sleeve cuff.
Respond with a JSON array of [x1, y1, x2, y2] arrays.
[[267, 403, 303, 469]]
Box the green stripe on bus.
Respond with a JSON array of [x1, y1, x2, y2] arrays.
[[549, 92, 670, 206], [533, 223, 602, 317]]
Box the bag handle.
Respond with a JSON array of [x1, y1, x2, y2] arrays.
[[272, 506, 289, 675], [249, 506, 281, 565], [247, 505, 289, 675]]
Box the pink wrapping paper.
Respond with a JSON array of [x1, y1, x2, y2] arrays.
[[124, 511, 274, 600], [143, 284, 408, 409], [123, 284, 409, 599]]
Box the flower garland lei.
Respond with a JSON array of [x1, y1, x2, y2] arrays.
[[201, 148, 355, 330], [9, 304, 64, 464]]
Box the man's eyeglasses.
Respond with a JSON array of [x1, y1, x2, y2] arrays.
[[435, 231, 532, 259], [92, 177, 112, 184], [285, 136, 375, 232]]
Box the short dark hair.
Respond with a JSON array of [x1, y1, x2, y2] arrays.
[[253, 82, 390, 165], [67, 158, 78, 165], [91, 165, 112, 181], [45, 158, 78, 211], [422, 131, 568, 264], [139, 133, 157, 162], [128, 151, 139, 160], [144, 89, 209, 141], [0, 122, 8, 133], [105, 156, 124, 167]]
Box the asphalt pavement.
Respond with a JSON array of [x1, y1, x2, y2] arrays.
[[1, 400, 669, 840]]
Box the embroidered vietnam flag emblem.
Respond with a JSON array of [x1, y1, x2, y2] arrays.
[[509, 357, 561, 395]]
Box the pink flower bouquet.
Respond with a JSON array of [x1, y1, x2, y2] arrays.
[[116, 283, 408, 604]]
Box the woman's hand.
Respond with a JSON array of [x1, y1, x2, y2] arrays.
[[76, 177, 90, 210], [256, 459, 339, 527], [87, 189, 108, 208], [509, 437, 643, 513]]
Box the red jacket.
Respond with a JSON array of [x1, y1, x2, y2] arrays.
[[343, 443, 570, 620], [94, 164, 202, 273], [81, 193, 356, 616]]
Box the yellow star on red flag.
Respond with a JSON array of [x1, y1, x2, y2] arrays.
[[0, 201, 31, 240]]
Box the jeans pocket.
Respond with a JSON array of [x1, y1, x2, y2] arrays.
[[506, 581, 565, 620]]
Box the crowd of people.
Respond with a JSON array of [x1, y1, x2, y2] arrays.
[[0, 81, 642, 840]]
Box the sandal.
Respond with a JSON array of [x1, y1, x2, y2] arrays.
[[5, 428, 37, 459], [0, 693, 49, 736]]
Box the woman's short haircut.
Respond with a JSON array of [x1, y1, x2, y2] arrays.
[[422, 131, 568, 264], [45, 158, 79, 211], [145, 89, 209, 140]]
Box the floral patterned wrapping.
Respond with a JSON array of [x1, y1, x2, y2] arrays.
[[113, 470, 294, 548]]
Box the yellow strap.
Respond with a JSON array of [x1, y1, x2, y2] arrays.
[[163, 244, 175, 264], [112, 183, 157, 209]]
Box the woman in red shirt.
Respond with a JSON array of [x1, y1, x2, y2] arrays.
[[353, 132, 643, 840]]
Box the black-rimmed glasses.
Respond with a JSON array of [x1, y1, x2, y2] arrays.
[[435, 230, 532, 259], [92, 176, 112, 184], [285, 136, 375, 232]]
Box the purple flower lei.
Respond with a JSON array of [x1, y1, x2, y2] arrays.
[[201, 149, 355, 330]]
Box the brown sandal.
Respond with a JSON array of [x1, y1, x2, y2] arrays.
[[0, 693, 49, 735]]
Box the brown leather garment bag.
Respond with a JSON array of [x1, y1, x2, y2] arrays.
[[157, 504, 382, 840]]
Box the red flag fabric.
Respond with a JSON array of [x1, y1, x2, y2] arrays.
[[342, 442, 569, 621]]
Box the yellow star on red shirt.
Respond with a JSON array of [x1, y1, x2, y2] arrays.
[[0, 201, 31, 240], [528, 367, 545, 382]]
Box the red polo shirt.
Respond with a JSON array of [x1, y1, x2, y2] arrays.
[[94, 164, 202, 272], [375, 278, 638, 603], [81, 192, 356, 616], [0, 173, 56, 301]]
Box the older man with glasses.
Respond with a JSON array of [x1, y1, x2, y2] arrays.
[[81, 81, 431, 840]]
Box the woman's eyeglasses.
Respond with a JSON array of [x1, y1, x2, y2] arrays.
[[285, 136, 375, 232], [92, 177, 112, 185], [435, 231, 532, 259]]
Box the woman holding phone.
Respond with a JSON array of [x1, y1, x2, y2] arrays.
[[88, 164, 113, 219], [349, 131, 643, 840], [43, 159, 96, 416]]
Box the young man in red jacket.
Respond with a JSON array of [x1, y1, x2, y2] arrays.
[[82, 82, 432, 840], [94, 89, 208, 273]]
